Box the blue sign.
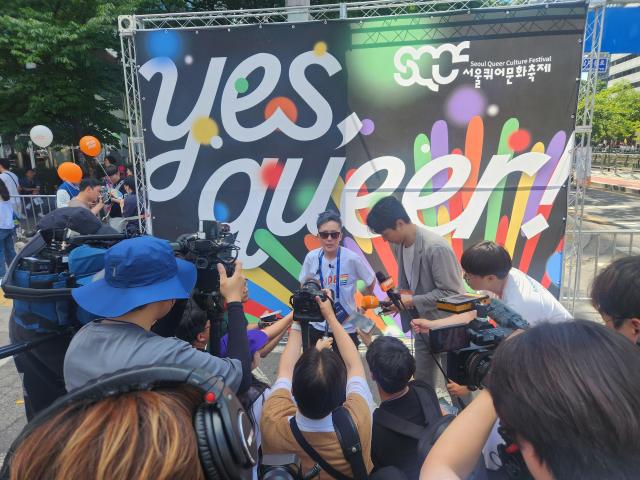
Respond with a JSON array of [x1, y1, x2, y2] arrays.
[[584, 7, 640, 54], [582, 56, 609, 73]]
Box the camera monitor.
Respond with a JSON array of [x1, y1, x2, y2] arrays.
[[429, 324, 470, 353]]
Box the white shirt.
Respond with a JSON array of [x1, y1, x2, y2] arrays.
[[499, 268, 572, 326], [402, 243, 416, 290], [56, 189, 71, 208], [0, 200, 14, 229], [269, 376, 375, 431], [0, 171, 20, 212], [250, 387, 270, 480], [299, 247, 375, 333]]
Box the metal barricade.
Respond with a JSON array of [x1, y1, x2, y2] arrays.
[[563, 229, 640, 302], [11, 195, 57, 239]]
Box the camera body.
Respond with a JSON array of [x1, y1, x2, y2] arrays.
[[431, 294, 525, 388], [290, 279, 330, 324], [171, 221, 238, 295], [259, 454, 304, 480]]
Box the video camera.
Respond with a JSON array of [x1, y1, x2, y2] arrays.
[[170, 220, 238, 297], [429, 294, 528, 388], [166, 220, 239, 357]]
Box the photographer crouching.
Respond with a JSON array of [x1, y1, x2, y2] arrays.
[[63, 236, 252, 394]]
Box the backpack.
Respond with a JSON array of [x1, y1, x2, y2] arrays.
[[372, 380, 443, 464]]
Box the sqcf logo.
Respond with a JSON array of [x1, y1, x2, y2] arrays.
[[393, 41, 470, 91]]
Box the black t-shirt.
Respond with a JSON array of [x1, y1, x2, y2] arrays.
[[371, 385, 427, 479]]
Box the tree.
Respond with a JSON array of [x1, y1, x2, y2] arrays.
[[581, 81, 640, 146], [0, 0, 286, 149]]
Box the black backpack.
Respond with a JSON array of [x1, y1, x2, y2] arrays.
[[372, 380, 446, 463]]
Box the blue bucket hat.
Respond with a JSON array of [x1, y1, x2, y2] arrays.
[[72, 236, 197, 318]]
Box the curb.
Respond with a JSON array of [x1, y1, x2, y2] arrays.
[[589, 181, 640, 196]]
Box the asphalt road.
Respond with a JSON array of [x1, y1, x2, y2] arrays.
[[0, 186, 637, 463]]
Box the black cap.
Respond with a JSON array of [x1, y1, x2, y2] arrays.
[[37, 207, 117, 235]]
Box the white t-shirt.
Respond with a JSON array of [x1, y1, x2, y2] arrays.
[[402, 243, 416, 290], [299, 247, 375, 333], [56, 189, 71, 208], [250, 387, 270, 480], [499, 268, 572, 326], [0, 171, 20, 212], [0, 200, 14, 229]]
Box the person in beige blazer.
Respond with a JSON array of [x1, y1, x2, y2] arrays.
[[367, 196, 465, 391]]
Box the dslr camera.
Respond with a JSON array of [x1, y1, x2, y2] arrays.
[[429, 294, 528, 388], [289, 279, 330, 324]]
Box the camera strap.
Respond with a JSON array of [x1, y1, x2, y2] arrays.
[[372, 382, 441, 440], [289, 407, 369, 480], [289, 417, 350, 480], [317, 248, 341, 300]]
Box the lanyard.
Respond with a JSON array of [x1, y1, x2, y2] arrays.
[[318, 247, 341, 300]]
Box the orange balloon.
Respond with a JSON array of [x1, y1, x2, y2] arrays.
[[79, 135, 101, 157], [57, 162, 83, 184]]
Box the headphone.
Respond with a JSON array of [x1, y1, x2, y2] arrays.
[[0, 365, 257, 480]]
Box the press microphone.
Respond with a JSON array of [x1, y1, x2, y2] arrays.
[[375, 271, 404, 312], [361, 295, 380, 310]]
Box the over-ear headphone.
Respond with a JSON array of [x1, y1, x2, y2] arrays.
[[0, 365, 257, 480]]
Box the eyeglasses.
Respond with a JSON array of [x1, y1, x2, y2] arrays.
[[318, 231, 340, 240]]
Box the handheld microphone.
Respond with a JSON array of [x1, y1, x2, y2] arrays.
[[360, 295, 380, 309], [375, 271, 404, 312]]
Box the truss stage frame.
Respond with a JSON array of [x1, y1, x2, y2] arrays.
[[119, 0, 606, 310]]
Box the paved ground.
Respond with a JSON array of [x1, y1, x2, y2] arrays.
[[0, 184, 637, 461]]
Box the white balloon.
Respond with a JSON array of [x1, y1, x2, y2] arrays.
[[29, 125, 53, 148]]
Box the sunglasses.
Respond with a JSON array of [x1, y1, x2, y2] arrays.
[[318, 231, 340, 239]]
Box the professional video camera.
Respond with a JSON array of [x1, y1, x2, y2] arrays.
[[0, 225, 130, 360], [168, 220, 239, 356], [429, 294, 529, 389], [171, 220, 238, 295]]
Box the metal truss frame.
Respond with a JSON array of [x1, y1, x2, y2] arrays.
[[119, 0, 601, 310], [119, 16, 151, 234], [561, 0, 606, 312]]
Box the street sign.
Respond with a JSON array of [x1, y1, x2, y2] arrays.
[[582, 53, 610, 74]]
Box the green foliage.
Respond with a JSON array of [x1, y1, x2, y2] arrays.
[[580, 81, 640, 145], [0, 0, 284, 148]]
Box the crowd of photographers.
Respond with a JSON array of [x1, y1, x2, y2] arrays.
[[1, 196, 639, 480]]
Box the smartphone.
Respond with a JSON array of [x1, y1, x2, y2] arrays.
[[260, 310, 281, 324], [429, 324, 470, 353], [346, 313, 376, 334]]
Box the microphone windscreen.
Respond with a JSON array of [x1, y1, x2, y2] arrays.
[[361, 295, 380, 309]]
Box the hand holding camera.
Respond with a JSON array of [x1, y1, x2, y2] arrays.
[[218, 261, 244, 303], [315, 293, 337, 323]]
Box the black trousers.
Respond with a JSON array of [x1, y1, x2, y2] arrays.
[[9, 319, 71, 421]]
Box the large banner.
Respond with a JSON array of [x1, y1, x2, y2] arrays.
[[134, 3, 586, 332]]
